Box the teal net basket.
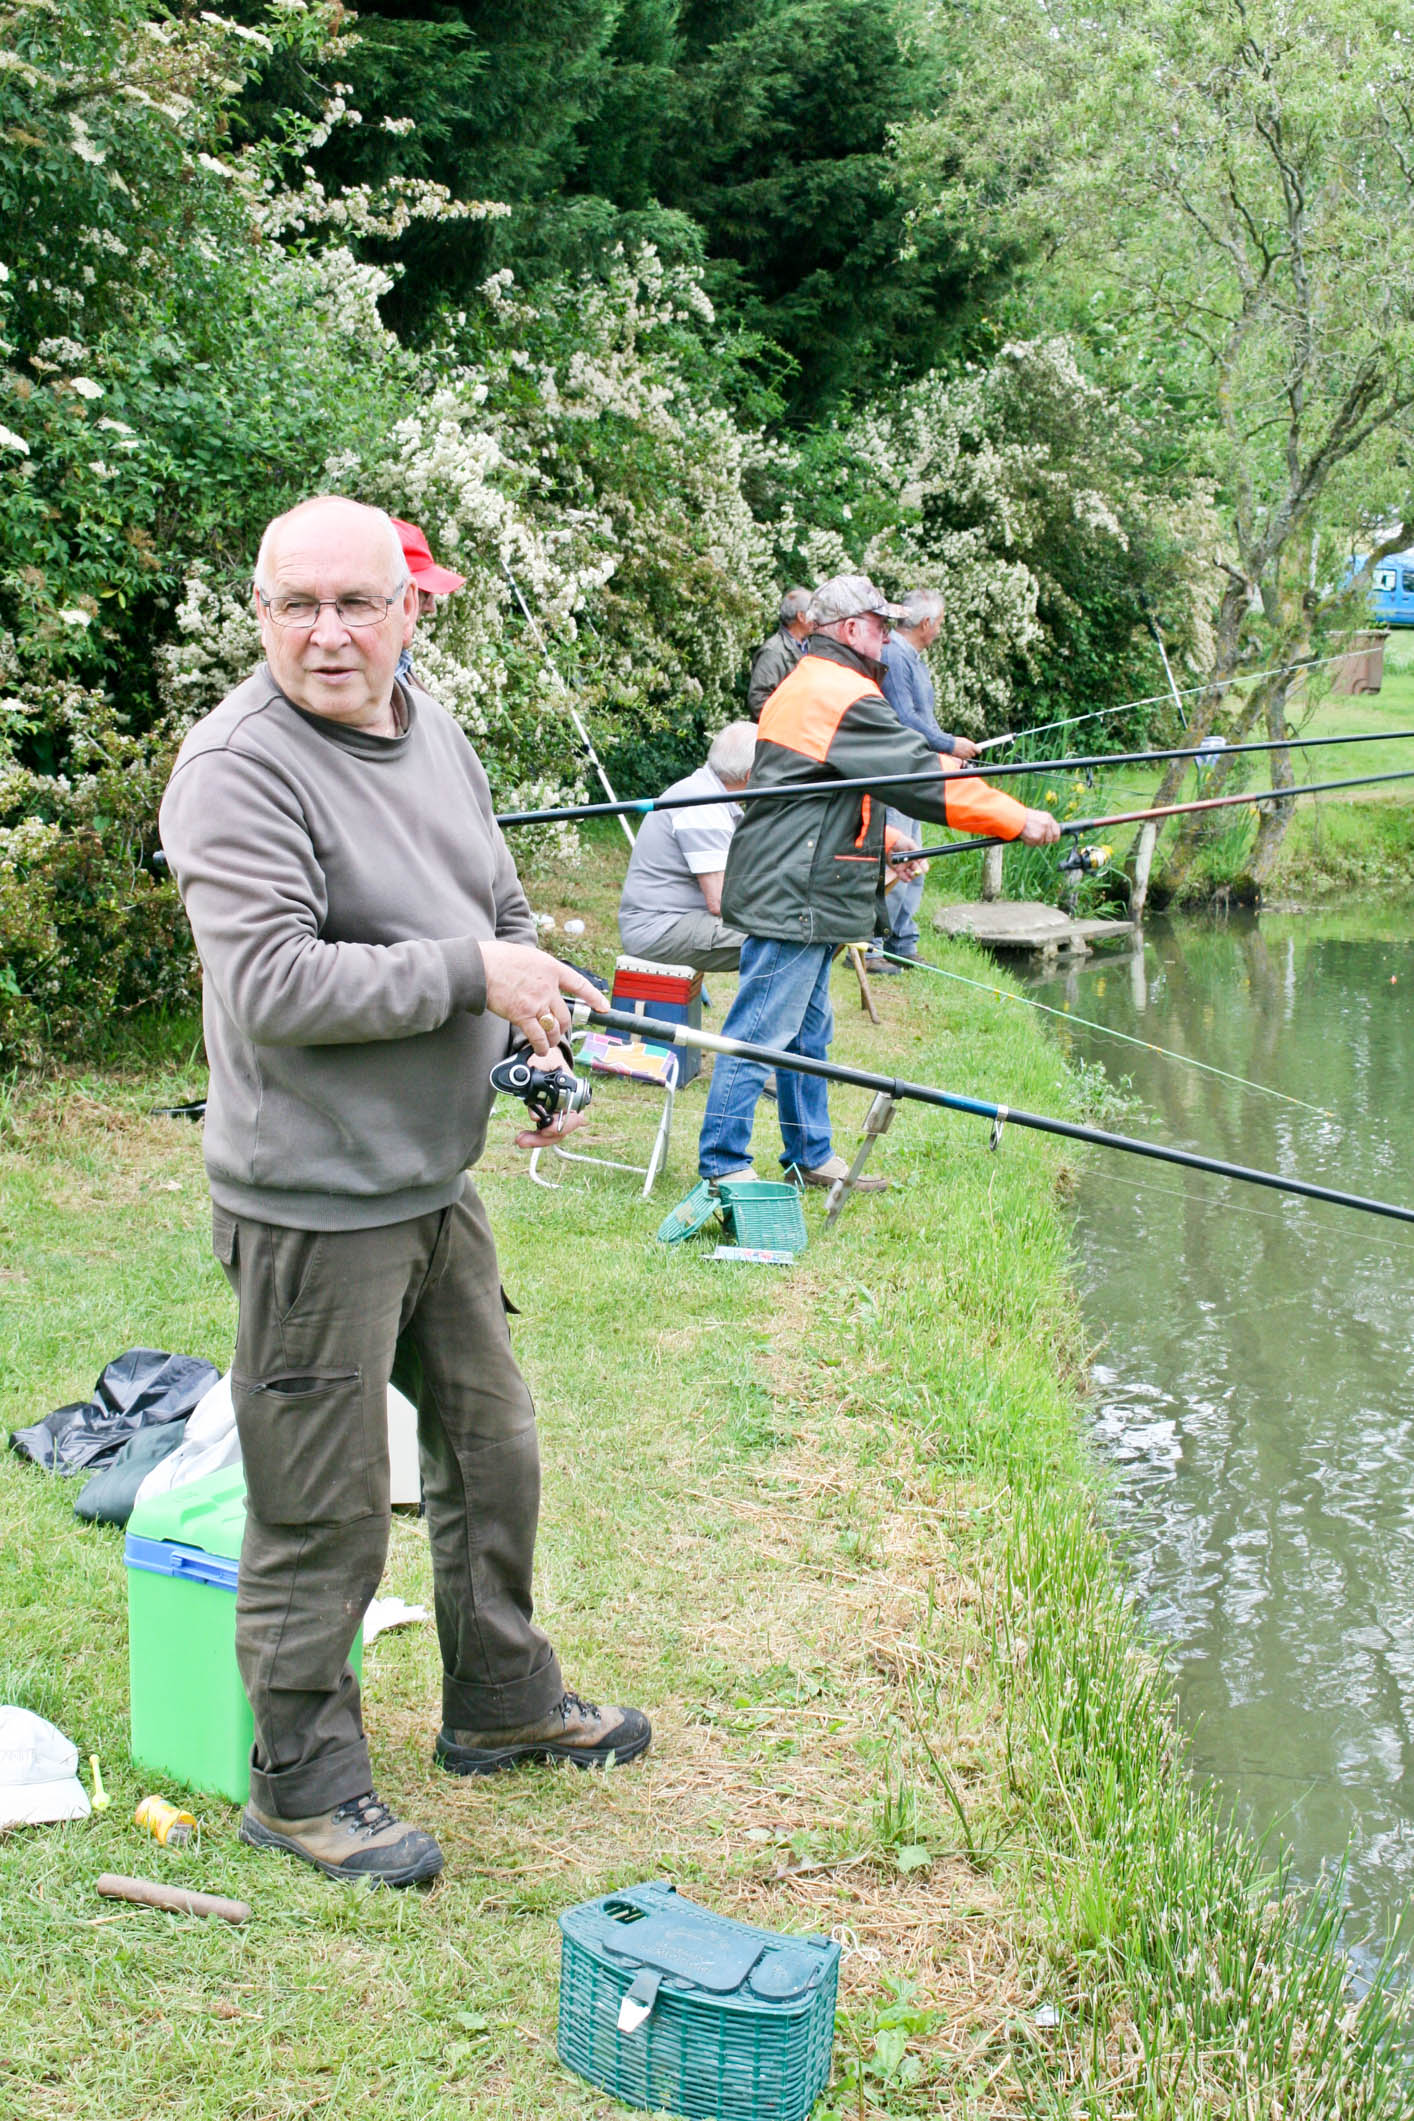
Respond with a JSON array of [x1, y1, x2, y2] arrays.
[[716, 1178, 807, 1256], [557, 1880, 839, 2121]]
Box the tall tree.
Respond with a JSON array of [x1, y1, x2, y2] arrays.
[[904, 0, 1414, 881], [649, 0, 1004, 415], [229, 0, 1006, 413], [230, 1, 692, 327]]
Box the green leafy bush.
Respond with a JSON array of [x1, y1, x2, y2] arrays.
[[0, 672, 192, 1059], [0, 2, 1212, 1060], [0, 2, 423, 1061]]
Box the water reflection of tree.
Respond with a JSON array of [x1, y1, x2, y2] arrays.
[[1049, 918, 1414, 1951]]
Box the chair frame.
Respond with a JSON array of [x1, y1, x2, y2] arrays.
[[528, 1033, 679, 1200]]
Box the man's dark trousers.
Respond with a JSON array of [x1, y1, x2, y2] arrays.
[[214, 1181, 563, 1819]]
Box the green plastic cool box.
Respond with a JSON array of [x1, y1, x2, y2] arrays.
[[125, 1464, 362, 1804]]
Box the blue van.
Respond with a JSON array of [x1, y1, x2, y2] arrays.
[[1369, 550, 1414, 627]]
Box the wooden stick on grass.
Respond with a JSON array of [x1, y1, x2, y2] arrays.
[[95, 1873, 251, 1926]]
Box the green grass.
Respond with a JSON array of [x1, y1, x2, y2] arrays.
[[1, 838, 1410, 2117]]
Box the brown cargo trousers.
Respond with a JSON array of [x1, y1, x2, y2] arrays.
[[213, 1180, 563, 1818]]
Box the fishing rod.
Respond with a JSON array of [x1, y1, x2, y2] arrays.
[[490, 644, 1357, 824], [1144, 608, 1189, 729], [494, 726, 1414, 829], [501, 561, 636, 849], [987, 650, 1355, 747], [548, 1004, 1414, 1227], [898, 763, 1414, 865], [942, 727, 1414, 783], [497, 771, 958, 827]]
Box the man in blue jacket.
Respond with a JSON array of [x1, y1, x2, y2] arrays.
[[875, 589, 979, 971]]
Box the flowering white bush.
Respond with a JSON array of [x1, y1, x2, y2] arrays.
[[157, 573, 262, 726], [0, 3, 1214, 1059], [766, 339, 1215, 736], [162, 247, 778, 831]]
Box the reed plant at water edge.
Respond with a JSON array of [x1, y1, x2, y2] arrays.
[[994, 1491, 1412, 2116]]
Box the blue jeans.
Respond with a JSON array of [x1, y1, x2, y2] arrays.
[[886, 807, 922, 955], [698, 937, 835, 1178]]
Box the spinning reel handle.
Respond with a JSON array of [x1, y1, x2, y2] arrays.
[[489, 1040, 594, 1129]]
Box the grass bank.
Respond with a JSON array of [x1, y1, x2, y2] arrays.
[[943, 642, 1414, 910], [2, 838, 1409, 2118]]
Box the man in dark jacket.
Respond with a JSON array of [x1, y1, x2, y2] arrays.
[[696, 575, 1059, 1190], [746, 587, 812, 718]]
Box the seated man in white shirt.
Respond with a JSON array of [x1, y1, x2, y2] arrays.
[[616, 723, 756, 971]]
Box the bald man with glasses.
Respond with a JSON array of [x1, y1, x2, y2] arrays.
[[160, 496, 651, 1891]]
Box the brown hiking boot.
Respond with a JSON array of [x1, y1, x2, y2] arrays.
[[239, 1790, 443, 1887], [435, 1688, 652, 1775]]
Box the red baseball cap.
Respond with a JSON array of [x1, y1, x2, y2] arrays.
[[391, 516, 467, 596]]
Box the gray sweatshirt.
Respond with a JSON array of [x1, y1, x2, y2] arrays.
[[159, 665, 536, 1230]]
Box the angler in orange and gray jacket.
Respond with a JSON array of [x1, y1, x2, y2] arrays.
[[723, 585, 1053, 943], [697, 574, 1058, 1193]]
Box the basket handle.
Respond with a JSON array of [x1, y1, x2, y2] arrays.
[[617, 1969, 662, 2034]]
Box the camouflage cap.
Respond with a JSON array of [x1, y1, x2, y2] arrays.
[[806, 574, 908, 625]]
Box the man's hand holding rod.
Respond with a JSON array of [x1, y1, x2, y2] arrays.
[[480, 941, 604, 1056]]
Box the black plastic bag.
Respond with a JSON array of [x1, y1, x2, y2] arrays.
[[8, 1349, 220, 1475]]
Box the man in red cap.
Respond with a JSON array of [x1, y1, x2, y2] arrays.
[[393, 517, 467, 608], [392, 519, 466, 682]]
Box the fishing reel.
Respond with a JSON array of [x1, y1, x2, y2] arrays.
[[1059, 842, 1113, 876], [489, 1040, 593, 1130]]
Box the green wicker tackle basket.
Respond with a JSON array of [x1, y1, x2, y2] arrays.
[[714, 1176, 807, 1254], [657, 1177, 807, 1255], [557, 1880, 839, 2120]]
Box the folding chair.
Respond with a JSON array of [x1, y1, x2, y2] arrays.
[[528, 1031, 680, 1200]]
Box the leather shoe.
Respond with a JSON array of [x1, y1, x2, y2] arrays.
[[436, 1689, 652, 1775], [800, 1154, 888, 1193]]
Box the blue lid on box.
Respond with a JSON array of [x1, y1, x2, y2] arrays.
[[124, 1532, 240, 1592]]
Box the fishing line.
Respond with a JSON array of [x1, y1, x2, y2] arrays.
[[876, 948, 1331, 1115], [994, 650, 1359, 745], [1077, 1167, 1414, 1256]]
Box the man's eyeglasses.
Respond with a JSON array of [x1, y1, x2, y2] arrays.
[[258, 587, 407, 630]]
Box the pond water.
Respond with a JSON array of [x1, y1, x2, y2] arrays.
[[1032, 908, 1414, 1964]]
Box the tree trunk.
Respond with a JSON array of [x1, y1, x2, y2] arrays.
[[1125, 575, 1252, 891], [1247, 676, 1300, 884], [1165, 661, 1289, 878]]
